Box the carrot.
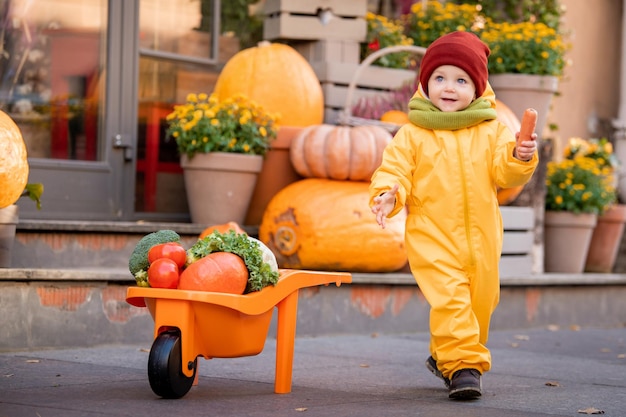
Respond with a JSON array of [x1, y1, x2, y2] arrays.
[[519, 108, 538, 142]]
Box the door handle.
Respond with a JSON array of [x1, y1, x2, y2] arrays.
[[113, 134, 133, 161]]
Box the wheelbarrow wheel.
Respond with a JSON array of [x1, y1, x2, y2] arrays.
[[148, 330, 197, 399]]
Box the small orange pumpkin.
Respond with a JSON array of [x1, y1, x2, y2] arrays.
[[0, 110, 29, 208], [380, 110, 410, 125], [199, 221, 246, 239], [289, 124, 392, 181], [259, 178, 407, 272], [178, 252, 248, 294], [213, 41, 324, 127], [495, 99, 525, 205]]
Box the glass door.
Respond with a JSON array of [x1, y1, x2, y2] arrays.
[[3, 0, 225, 221], [1, 0, 127, 220], [134, 0, 222, 220]]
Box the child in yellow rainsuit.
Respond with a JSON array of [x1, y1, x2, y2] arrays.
[[369, 31, 539, 400]]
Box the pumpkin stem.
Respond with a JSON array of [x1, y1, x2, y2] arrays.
[[257, 40, 271, 48]]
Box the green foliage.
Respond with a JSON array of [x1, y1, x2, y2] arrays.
[[452, 0, 563, 29], [128, 230, 181, 285], [187, 230, 279, 293], [545, 157, 616, 215], [199, 0, 264, 49], [397, 0, 568, 76], [563, 137, 620, 171], [22, 183, 44, 210], [480, 21, 567, 75], [401, 1, 482, 47], [166, 93, 278, 159], [362, 12, 415, 69]]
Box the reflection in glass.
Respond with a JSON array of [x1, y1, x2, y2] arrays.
[[0, 0, 106, 161]]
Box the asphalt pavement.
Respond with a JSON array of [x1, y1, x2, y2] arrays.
[[1, 326, 625, 417]]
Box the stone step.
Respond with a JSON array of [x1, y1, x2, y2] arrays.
[[1, 267, 625, 352], [12, 220, 211, 269], [13, 208, 536, 278]]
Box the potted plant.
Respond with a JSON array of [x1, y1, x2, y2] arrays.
[[544, 154, 616, 273], [562, 137, 626, 272], [400, 0, 568, 136], [0, 183, 43, 267], [166, 92, 278, 226], [361, 12, 416, 70]]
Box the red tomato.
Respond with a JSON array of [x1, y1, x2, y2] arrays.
[[148, 258, 180, 289], [148, 242, 186, 268]]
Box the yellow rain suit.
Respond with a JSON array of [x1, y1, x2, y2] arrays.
[[369, 85, 538, 378]]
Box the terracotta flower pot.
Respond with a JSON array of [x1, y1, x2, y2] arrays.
[[245, 126, 303, 226], [181, 152, 263, 226], [0, 204, 19, 267], [544, 211, 597, 273], [584, 204, 626, 272], [489, 74, 558, 138]]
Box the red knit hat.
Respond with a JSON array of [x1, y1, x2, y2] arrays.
[[419, 31, 490, 97]]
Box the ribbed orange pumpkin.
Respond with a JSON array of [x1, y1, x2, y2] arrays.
[[495, 99, 525, 206], [289, 124, 392, 181], [213, 41, 324, 127], [0, 110, 29, 208], [259, 178, 407, 272]]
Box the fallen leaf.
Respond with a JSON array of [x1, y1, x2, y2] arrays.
[[570, 324, 581, 331], [600, 348, 611, 353], [3, 374, 14, 378], [617, 353, 625, 359], [509, 342, 519, 348], [295, 407, 308, 412], [139, 348, 150, 353], [514, 334, 529, 341], [577, 407, 605, 414], [25, 359, 40, 363], [370, 333, 379, 338], [547, 324, 560, 331], [359, 363, 370, 368], [545, 381, 560, 387]]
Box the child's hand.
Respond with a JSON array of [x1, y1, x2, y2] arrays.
[[514, 131, 538, 161], [371, 184, 399, 229], [515, 108, 538, 161]]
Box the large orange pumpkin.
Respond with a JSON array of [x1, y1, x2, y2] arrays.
[[213, 41, 324, 127], [289, 124, 392, 181], [259, 178, 407, 272], [495, 99, 525, 205], [0, 110, 29, 208]]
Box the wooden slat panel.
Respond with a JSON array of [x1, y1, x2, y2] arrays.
[[502, 231, 534, 254], [263, 14, 366, 41], [264, 0, 367, 17], [499, 255, 533, 277]]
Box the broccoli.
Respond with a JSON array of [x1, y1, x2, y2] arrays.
[[129, 229, 180, 286]]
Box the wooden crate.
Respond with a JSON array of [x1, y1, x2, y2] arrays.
[[310, 61, 417, 124], [293, 40, 361, 64], [500, 206, 535, 278], [263, 0, 367, 41]]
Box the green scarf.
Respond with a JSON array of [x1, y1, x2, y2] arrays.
[[408, 97, 497, 130]]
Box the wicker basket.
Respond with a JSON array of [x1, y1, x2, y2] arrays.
[[337, 45, 427, 132]]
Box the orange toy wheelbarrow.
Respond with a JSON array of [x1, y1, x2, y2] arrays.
[[126, 269, 351, 399]]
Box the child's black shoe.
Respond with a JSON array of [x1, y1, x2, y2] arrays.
[[448, 368, 482, 400], [425, 356, 450, 388]]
